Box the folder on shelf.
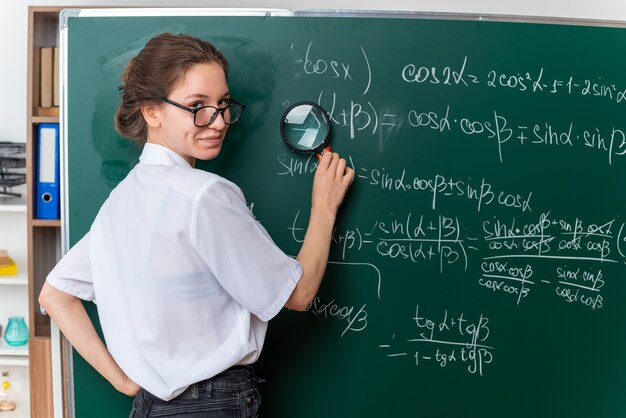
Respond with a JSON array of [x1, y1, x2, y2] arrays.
[[35, 123, 60, 219]]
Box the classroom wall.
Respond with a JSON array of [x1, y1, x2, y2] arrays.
[[3, 0, 626, 145]]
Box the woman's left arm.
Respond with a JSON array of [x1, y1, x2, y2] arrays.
[[39, 282, 140, 397]]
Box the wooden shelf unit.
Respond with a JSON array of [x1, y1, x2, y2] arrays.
[[31, 219, 61, 228], [32, 116, 60, 125], [26, 6, 64, 418]]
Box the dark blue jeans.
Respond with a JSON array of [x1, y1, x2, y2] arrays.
[[129, 366, 262, 417]]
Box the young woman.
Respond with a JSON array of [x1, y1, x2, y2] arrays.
[[39, 33, 353, 417]]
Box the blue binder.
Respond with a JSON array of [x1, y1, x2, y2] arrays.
[[36, 123, 60, 219]]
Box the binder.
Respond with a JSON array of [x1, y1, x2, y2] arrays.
[[36, 123, 60, 219]]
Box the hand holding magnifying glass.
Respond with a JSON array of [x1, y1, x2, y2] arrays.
[[280, 101, 332, 160], [278, 101, 354, 318]]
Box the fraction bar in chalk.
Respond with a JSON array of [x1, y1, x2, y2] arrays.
[[484, 234, 547, 241], [557, 281, 600, 292], [407, 338, 495, 350], [483, 254, 618, 263], [482, 274, 535, 285], [378, 238, 464, 243]]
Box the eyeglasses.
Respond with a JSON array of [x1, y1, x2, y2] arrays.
[[159, 97, 245, 127]]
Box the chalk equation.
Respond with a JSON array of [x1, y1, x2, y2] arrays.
[[291, 44, 626, 109], [401, 55, 626, 106], [281, 91, 626, 164], [277, 156, 534, 214], [290, 42, 372, 95], [305, 296, 368, 337], [478, 213, 621, 308], [379, 306, 493, 376], [275, 40, 626, 348], [405, 105, 626, 165], [284, 206, 625, 310], [286, 43, 626, 165], [289, 210, 469, 273]]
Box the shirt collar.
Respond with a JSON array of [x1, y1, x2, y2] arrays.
[[139, 143, 192, 168]]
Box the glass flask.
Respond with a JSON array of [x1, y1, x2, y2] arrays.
[[0, 371, 15, 411]]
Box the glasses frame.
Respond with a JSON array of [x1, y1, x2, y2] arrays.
[[159, 97, 245, 127]]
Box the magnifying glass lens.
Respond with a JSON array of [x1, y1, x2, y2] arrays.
[[281, 103, 331, 153]]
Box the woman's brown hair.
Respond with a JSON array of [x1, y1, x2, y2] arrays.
[[115, 33, 229, 143]]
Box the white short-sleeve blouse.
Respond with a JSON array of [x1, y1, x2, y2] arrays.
[[46, 143, 302, 400]]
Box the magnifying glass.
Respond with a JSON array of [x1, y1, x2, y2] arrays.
[[280, 101, 332, 159]]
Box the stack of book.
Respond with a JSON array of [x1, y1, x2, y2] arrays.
[[0, 142, 26, 198], [39, 46, 59, 117], [0, 250, 17, 276]]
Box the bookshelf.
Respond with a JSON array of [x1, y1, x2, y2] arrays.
[[0, 340, 29, 367], [32, 117, 59, 125], [0, 275, 28, 286], [26, 6, 62, 418], [0, 211, 28, 416], [0, 196, 27, 212]]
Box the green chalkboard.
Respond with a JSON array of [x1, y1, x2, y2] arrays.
[[64, 11, 626, 418]]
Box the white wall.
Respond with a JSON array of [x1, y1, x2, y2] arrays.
[[3, 0, 626, 145], [0, 210, 28, 403]]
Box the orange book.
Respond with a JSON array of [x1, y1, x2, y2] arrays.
[[40, 47, 53, 108], [53, 46, 60, 107]]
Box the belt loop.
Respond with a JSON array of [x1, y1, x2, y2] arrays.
[[250, 368, 266, 385], [205, 378, 213, 398]]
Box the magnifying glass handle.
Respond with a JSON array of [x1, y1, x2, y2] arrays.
[[316, 146, 332, 160]]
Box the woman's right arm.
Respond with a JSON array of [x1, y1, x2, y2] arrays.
[[39, 283, 140, 396], [285, 151, 354, 311]]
